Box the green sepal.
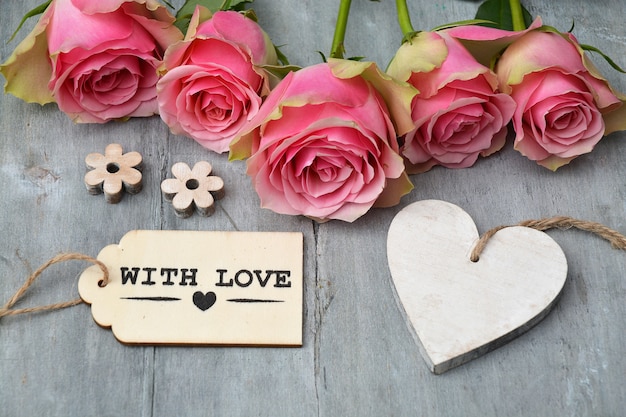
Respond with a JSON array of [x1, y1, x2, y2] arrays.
[[401, 31, 420, 45], [540, 24, 626, 74], [431, 19, 495, 32], [274, 44, 290, 66], [579, 43, 626, 74], [474, 0, 532, 30], [240, 8, 258, 22], [8, 0, 52, 43], [316, 52, 363, 64], [260, 64, 301, 79]]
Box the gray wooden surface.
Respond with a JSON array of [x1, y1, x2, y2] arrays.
[[1, 1, 625, 416]]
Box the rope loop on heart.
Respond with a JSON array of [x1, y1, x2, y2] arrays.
[[470, 216, 626, 262], [0, 253, 109, 320]]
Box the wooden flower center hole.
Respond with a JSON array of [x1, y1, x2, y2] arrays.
[[106, 163, 120, 174], [186, 179, 200, 190]]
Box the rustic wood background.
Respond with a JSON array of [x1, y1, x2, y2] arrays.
[[1, 0, 625, 415]]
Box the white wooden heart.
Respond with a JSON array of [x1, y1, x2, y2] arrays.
[[387, 200, 567, 374]]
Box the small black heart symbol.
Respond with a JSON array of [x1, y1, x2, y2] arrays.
[[193, 291, 216, 311]]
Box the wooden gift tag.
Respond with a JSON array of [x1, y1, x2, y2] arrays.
[[387, 200, 568, 374], [78, 230, 303, 346]]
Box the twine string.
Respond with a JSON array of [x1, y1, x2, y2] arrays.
[[0, 253, 108, 319], [470, 216, 626, 262]]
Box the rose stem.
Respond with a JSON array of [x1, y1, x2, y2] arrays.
[[395, 0, 415, 38], [329, 0, 352, 59], [509, 0, 526, 31]]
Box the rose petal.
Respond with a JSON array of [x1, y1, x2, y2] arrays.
[[48, 0, 134, 53], [444, 17, 543, 67], [0, 3, 55, 104], [335, 58, 417, 136], [197, 11, 276, 65]]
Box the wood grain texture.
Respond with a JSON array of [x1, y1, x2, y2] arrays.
[[1, 1, 626, 416]]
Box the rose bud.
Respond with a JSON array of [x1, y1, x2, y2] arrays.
[[496, 30, 626, 170], [157, 8, 278, 153], [387, 31, 516, 173]]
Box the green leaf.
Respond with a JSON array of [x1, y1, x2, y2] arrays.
[[8, 0, 52, 42], [221, 0, 253, 12], [580, 43, 626, 74], [174, 0, 253, 34], [474, 0, 532, 30]]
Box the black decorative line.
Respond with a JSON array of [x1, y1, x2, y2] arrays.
[[120, 296, 181, 301], [227, 298, 284, 303]]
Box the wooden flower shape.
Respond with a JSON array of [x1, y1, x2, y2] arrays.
[[84, 143, 143, 204], [161, 161, 225, 218]]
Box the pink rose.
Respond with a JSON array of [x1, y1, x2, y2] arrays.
[[387, 31, 516, 173], [1, 0, 182, 123], [495, 30, 626, 170], [229, 59, 416, 222], [157, 9, 277, 153], [444, 18, 543, 67]]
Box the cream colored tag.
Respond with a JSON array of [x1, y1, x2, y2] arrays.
[[78, 230, 303, 346]]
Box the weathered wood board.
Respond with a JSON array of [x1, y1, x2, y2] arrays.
[[1, 1, 625, 416]]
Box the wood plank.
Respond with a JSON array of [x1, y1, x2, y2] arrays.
[[1, 0, 625, 416]]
